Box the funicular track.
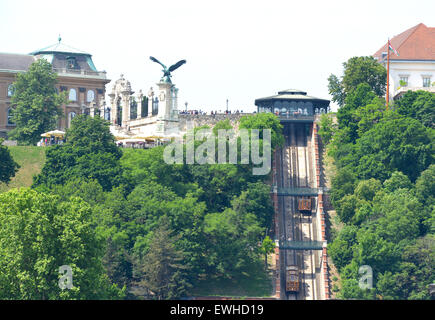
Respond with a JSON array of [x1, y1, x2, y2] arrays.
[[277, 123, 318, 300]]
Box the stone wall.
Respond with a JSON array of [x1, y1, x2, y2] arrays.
[[178, 113, 253, 132]]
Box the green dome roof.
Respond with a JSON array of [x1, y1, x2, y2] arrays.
[[30, 40, 91, 56]]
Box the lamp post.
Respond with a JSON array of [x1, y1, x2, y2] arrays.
[[226, 99, 228, 113], [185, 102, 188, 112]]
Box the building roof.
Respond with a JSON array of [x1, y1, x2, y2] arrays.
[[0, 53, 35, 71], [277, 89, 307, 95], [373, 23, 435, 61], [255, 89, 330, 104], [30, 41, 91, 56]]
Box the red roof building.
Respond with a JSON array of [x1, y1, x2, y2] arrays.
[[373, 23, 435, 99]]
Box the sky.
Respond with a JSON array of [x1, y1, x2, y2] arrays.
[[1, 0, 434, 113]]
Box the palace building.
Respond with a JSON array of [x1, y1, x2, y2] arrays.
[[0, 39, 110, 138], [373, 23, 435, 100]]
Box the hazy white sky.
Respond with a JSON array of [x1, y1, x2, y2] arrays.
[[1, 0, 434, 112]]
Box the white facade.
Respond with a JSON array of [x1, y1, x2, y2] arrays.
[[385, 60, 435, 99], [106, 74, 180, 139]]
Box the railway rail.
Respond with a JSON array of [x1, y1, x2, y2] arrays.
[[276, 123, 320, 300]]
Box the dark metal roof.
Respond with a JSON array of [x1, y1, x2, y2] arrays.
[[0, 53, 35, 71], [255, 89, 330, 104]]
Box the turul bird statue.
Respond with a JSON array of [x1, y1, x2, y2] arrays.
[[149, 56, 186, 84]]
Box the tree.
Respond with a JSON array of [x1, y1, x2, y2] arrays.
[[0, 188, 124, 299], [336, 83, 377, 141], [415, 164, 435, 206], [212, 118, 233, 136], [203, 206, 263, 278], [33, 115, 126, 191], [231, 181, 274, 229], [354, 229, 399, 275], [353, 112, 433, 182], [328, 56, 386, 107], [327, 74, 345, 107], [337, 194, 359, 223], [239, 112, 284, 151], [0, 139, 20, 183], [328, 225, 358, 272], [383, 171, 413, 193], [377, 235, 435, 300], [371, 189, 428, 243], [65, 114, 121, 156], [260, 236, 275, 268], [133, 216, 191, 300], [342, 57, 386, 98], [8, 59, 66, 145], [330, 167, 357, 206], [395, 235, 435, 299], [394, 90, 435, 128], [354, 178, 382, 202], [317, 113, 337, 145], [353, 97, 386, 137]]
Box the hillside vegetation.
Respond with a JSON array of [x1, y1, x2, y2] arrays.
[[320, 86, 434, 299], [0, 113, 282, 299], [0, 146, 46, 193]]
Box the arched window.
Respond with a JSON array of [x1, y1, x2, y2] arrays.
[[87, 90, 95, 102], [130, 98, 137, 119], [116, 98, 122, 126], [105, 106, 111, 121], [69, 89, 77, 101], [7, 108, 14, 125], [68, 112, 77, 128], [7, 84, 14, 97]]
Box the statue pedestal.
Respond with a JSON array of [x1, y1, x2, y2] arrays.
[[157, 82, 172, 119], [155, 81, 179, 136]]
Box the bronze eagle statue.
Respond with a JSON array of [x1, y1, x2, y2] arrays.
[[149, 56, 186, 83]]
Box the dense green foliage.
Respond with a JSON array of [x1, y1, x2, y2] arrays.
[[8, 59, 67, 145], [239, 112, 284, 150], [0, 139, 20, 183], [328, 56, 386, 107], [33, 115, 126, 191], [394, 90, 435, 128], [0, 188, 124, 299], [0, 113, 282, 299], [322, 61, 434, 300]]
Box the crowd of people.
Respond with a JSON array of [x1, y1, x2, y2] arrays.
[[179, 109, 246, 115], [37, 136, 65, 147]]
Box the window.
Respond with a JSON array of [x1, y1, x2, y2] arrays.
[[141, 96, 148, 117], [7, 84, 13, 97], [7, 108, 14, 125], [69, 89, 77, 101], [68, 112, 76, 128], [399, 76, 408, 87], [105, 106, 111, 121], [116, 99, 122, 126], [130, 98, 137, 119], [87, 90, 95, 102], [423, 77, 431, 87], [67, 57, 77, 69], [152, 97, 159, 115]]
